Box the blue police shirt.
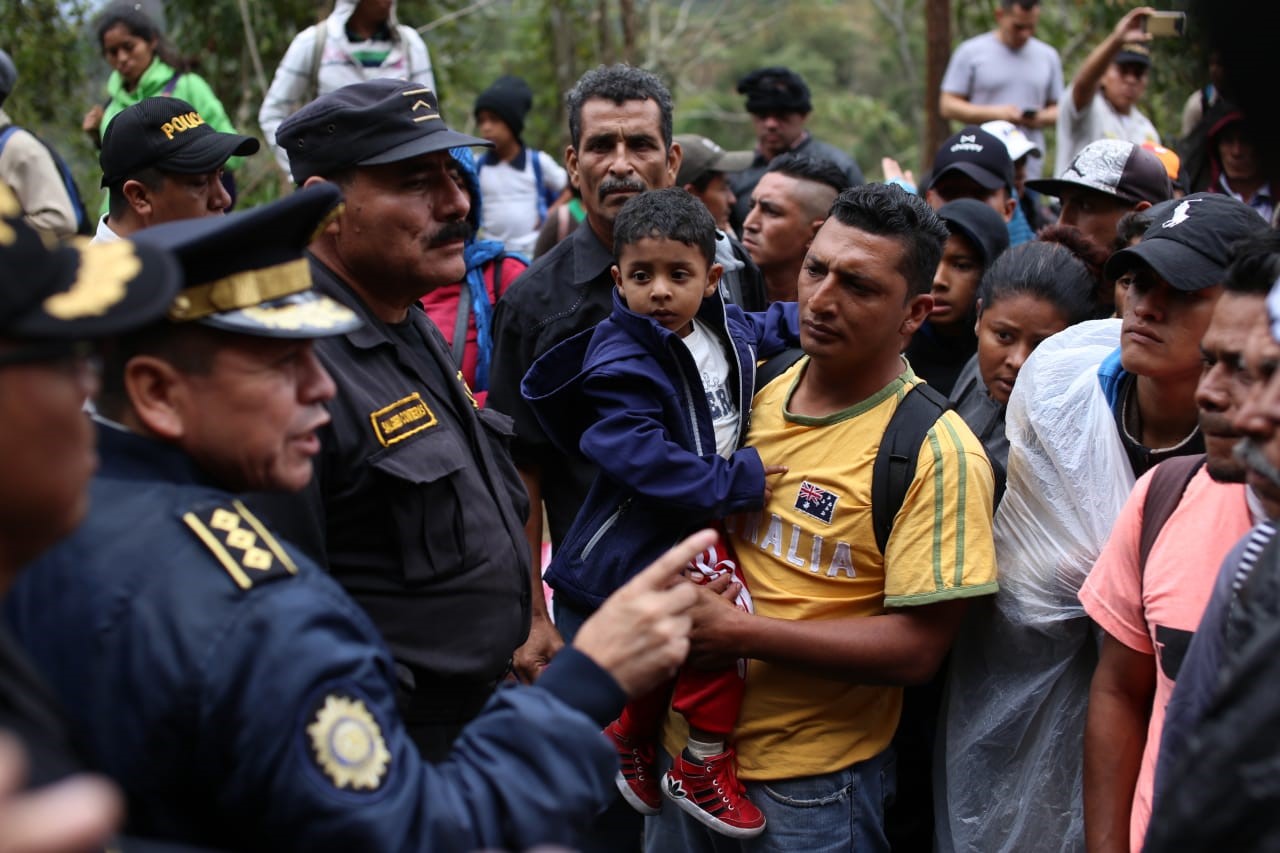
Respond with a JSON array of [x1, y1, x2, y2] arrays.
[[4, 423, 624, 851]]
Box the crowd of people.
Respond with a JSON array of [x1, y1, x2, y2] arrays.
[[2, 0, 1280, 850]]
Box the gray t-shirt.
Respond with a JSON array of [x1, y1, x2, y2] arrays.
[[1056, 87, 1159, 177], [940, 31, 1064, 178]]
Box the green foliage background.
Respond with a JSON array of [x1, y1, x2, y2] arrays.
[[1, 0, 1204, 210]]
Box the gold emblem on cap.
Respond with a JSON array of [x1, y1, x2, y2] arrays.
[[43, 239, 140, 320], [402, 87, 440, 122], [237, 297, 358, 331], [306, 695, 391, 790]]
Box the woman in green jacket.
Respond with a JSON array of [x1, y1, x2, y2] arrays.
[[82, 5, 246, 210]]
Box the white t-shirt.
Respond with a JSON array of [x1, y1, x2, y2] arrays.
[[1056, 87, 1159, 177], [681, 320, 739, 458], [477, 148, 568, 256], [92, 215, 122, 244]]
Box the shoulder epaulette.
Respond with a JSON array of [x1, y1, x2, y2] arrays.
[[182, 499, 299, 590]]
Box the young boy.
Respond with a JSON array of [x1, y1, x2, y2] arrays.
[[521, 188, 799, 839], [473, 75, 568, 256]]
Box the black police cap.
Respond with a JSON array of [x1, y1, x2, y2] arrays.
[[100, 97, 259, 189], [132, 183, 361, 339], [277, 79, 492, 185], [0, 184, 180, 341]]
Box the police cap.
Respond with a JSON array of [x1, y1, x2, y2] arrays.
[[0, 183, 180, 341], [277, 79, 492, 185], [100, 97, 259, 189], [132, 183, 361, 338]]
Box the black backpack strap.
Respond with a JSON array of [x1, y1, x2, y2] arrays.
[[754, 347, 805, 393], [1138, 453, 1206, 578], [871, 383, 950, 555], [450, 280, 471, 369], [491, 253, 508, 301]]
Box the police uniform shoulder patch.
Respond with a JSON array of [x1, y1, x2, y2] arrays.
[[305, 691, 391, 791], [182, 499, 299, 590]]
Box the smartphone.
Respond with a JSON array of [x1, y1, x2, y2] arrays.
[[1144, 10, 1186, 37], [1022, 108, 1038, 121]]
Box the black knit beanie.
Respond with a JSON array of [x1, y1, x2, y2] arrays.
[[736, 67, 812, 115], [474, 75, 533, 141]]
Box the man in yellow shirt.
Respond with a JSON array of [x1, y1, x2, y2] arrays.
[[650, 184, 998, 852]]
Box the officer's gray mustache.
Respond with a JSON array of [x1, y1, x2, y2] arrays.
[[598, 178, 645, 200]]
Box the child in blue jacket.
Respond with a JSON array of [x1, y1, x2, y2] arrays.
[[522, 188, 799, 839]]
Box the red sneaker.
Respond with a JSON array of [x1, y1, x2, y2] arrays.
[[604, 720, 662, 815], [661, 748, 766, 838]]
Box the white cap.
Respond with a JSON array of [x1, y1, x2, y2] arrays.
[[981, 120, 1041, 162]]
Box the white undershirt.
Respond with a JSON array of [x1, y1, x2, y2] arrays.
[[681, 320, 739, 458]]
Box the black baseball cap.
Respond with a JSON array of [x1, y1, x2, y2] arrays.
[[674, 134, 753, 186], [926, 126, 1015, 195], [737, 67, 812, 115], [1027, 139, 1171, 206], [277, 79, 492, 185], [99, 97, 259, 189], [1104, 193, 1269, 292], [1115, 42, 1152, 68], [132, 183, 360, 339], [937, 199, 1011, 268], [0, 184, 180, 340]]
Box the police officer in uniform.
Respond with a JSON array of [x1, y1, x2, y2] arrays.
[[5, 184, 708, 850], [265, 80, 534, 759], [0, 182, 180, 848]]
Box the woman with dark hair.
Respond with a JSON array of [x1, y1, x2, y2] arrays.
[[81, 4, 245, 204], [949, 239, 1096, 475]]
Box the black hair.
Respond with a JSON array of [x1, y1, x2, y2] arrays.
[[95, 321, 220, 421], [1224, 231, 1280, 296], [977, 241, 1095, 327], [106, 166, 165, 220], [764, 153, 851, 196], [612, 187, 717, 266], [826, 183, 948, 297], [95, 4, 182, 71], [567, 64, 674, 150], [1001, 0, 1039, 9], [1112, 209, 1154, 253], [1038, 223, 1110, 305]]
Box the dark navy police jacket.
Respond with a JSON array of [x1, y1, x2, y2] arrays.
[[4, 424, 625, 851]]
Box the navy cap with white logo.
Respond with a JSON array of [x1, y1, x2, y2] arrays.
[[925, 126, 1015, 195], [1104, 193, 1269, 291]]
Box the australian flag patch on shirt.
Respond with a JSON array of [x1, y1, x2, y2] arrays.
[[795, 480, 838, 524]]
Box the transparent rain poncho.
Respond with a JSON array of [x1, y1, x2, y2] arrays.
[[937, 320, 1134, 853]]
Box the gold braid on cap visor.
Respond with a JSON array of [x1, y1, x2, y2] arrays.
[[167, 258, 312, 322]]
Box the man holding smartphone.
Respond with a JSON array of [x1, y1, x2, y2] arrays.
[[1055, 6, 1161, 176], [939, 0, 1063, 180]]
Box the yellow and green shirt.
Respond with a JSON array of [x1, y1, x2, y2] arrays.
[[665, 358, 997, 779]]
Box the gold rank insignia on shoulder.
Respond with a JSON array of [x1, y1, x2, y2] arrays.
[[456, 370, 479, 409], [182, 499, 298, 590], [369, 392, 437, 447], [306, 693, 391, 791]]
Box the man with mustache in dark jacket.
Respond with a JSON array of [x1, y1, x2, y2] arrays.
[[251, 79, 539, 765]]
